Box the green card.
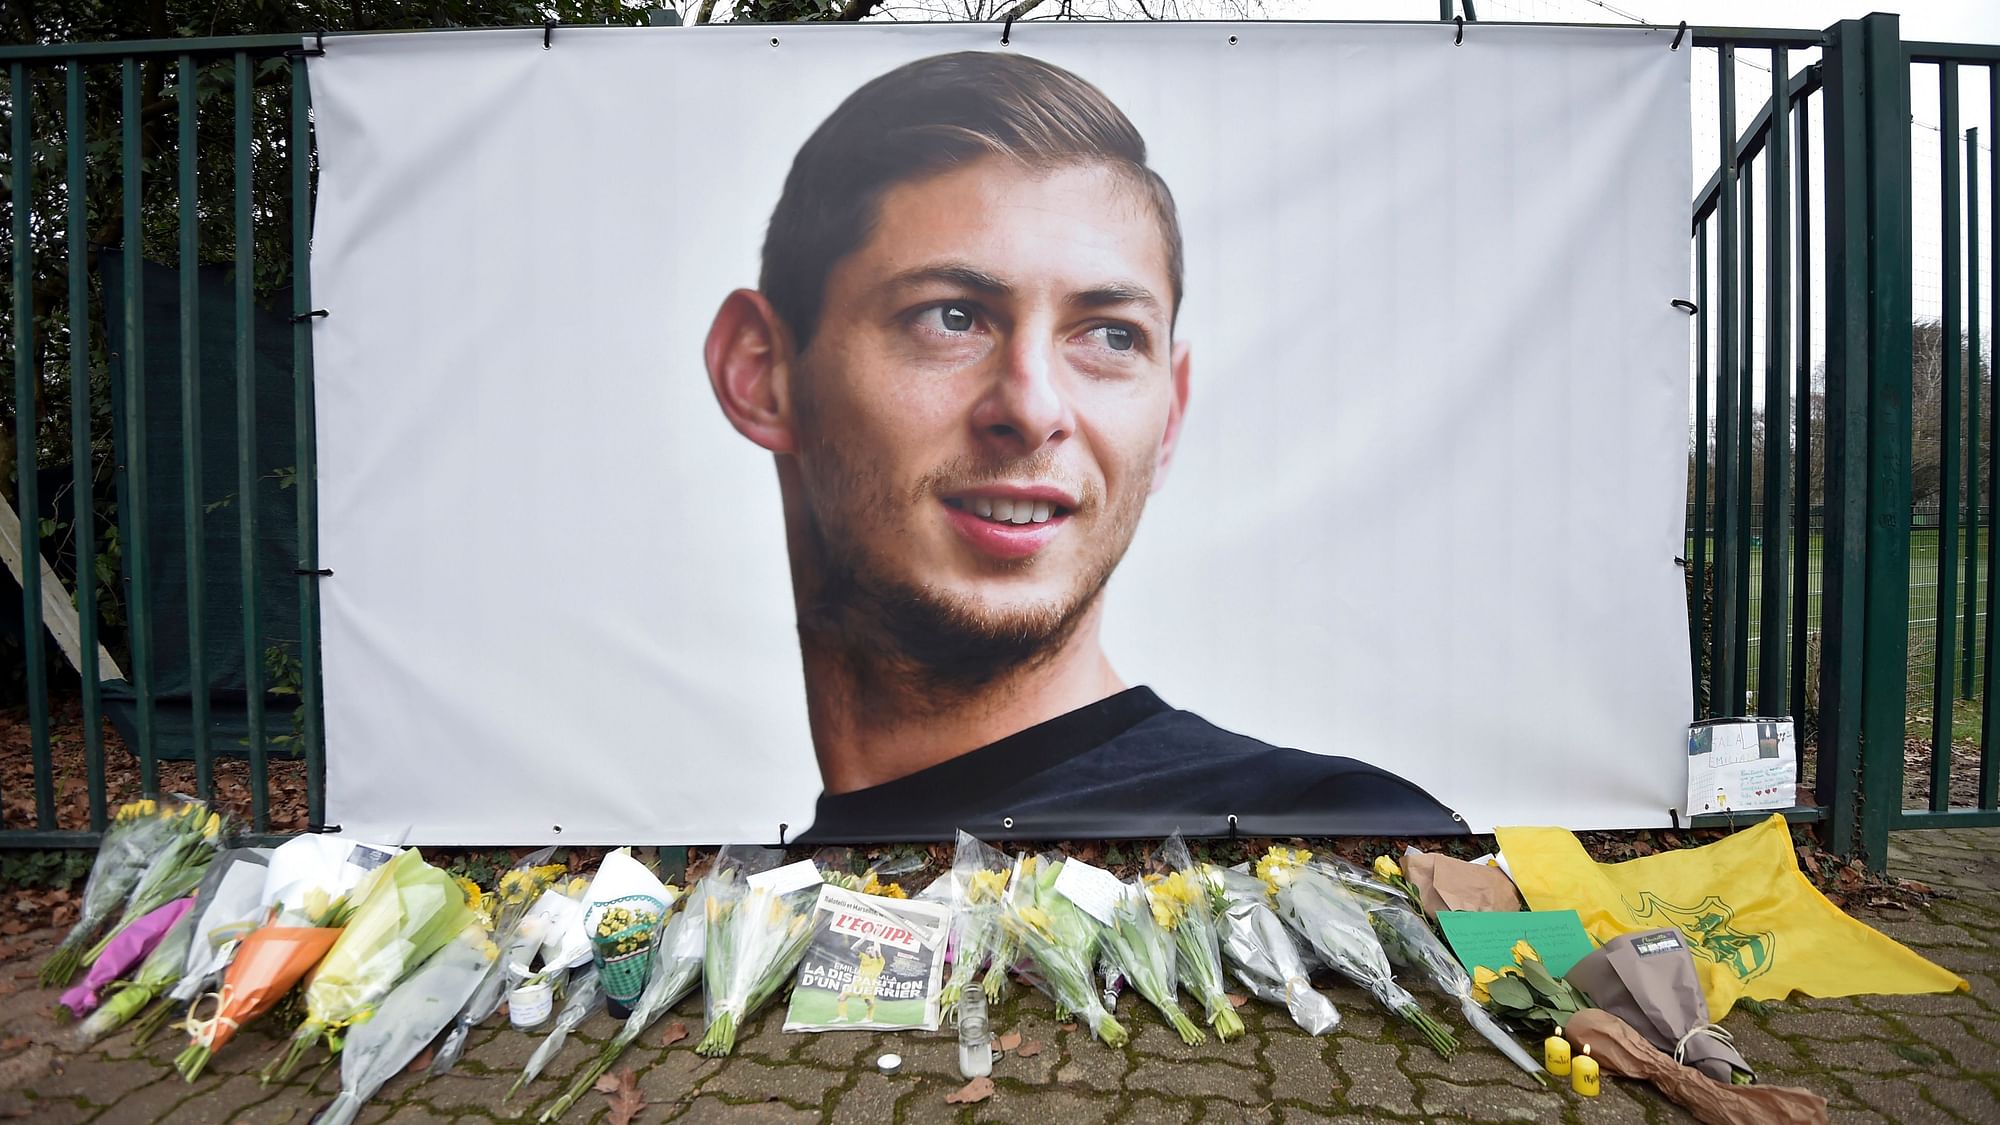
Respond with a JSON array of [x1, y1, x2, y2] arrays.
[[1437, 909, 1596, 978]]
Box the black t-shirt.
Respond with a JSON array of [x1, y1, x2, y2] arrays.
[[797, 686, 1466, 843]]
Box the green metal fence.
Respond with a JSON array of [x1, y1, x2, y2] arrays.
[[0, 35, 323, 844], [2, 14, 1996, 866]]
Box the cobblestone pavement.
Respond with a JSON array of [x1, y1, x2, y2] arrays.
[[3, 830, 1998, 1124]]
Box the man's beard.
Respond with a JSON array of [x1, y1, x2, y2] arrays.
[[791, 442, 1145, 708]]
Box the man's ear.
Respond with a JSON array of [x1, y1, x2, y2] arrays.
[[1151, 339, 1192, 490], [705, 288, 798, 455]]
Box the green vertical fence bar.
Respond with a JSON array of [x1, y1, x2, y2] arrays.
[[1735, 163, 1756, 712], [234, 51, 267, 831], [11, 63, 56, 829], [1693, 227, 1710, 711], [1760, 45, 1793, 716], [1986, 70, 2000, 812], [1967, 124, 1983, 703], [292, 58, 325, 830], [1792, 87, 1815, 729], [1934, 63, 1964, 812], [67, 61, 105, 831], [120, 58, 156, 797], [1856, 12, 1914, 866], [178, 56, 213, 801], [1818, 18, 1872, 857], [1713, 46, 1743, 716]]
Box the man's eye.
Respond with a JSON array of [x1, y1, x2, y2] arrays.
[[922, 304, 977, 334], [1091, 325, 1138, 352]]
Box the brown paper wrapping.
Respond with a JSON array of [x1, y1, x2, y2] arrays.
[[1564, 1009, 1829, 1125]]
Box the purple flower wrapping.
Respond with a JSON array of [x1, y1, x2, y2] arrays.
[[61, 897, 195, 1017]]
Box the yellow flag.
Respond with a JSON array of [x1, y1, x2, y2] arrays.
[[1495, 814, 1967, 1021]]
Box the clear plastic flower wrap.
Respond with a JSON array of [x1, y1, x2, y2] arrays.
[[1257, 847, 1456, 1056], [430, 847, 560, 1075], [72, 899, 198, 1043], [1146, 835, 1244, 1041], [539, 883, 708, 1122], [84, 803, 225, 970], [40, 800, 181, 987], [695, 847, 821, 1057], [1103, 880, 1205, 1044], [507, 965, 601, 1100], [317, 922, 493, 1125], [939, 831, 1013, 1014], [999, 854, 1127, 1047], [1364, 896, 1548, 1084], [1211, 867, 1341, 1035]]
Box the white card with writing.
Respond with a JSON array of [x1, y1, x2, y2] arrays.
[[1053, 859, 1127, 926]]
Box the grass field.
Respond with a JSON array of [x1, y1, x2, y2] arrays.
[[1689, 528, 1994, 726], [784, 986, 933, 1031]]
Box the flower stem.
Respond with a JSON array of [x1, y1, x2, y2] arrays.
[[694, 1012, 737, 1057]]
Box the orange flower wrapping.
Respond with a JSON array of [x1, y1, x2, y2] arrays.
[[174, 926, 341, 1082]]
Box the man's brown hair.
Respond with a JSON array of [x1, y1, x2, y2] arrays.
[[760, 50, 1184, 350]]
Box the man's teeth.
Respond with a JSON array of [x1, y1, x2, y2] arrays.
[[964, 498, 1055, 525]]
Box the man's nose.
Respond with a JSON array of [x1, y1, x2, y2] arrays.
[[971, 332, 1074, 455]]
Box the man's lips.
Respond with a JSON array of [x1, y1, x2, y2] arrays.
[[940, 488, 1076, 560]]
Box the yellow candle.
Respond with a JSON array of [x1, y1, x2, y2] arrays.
[[1571, 1045, 1600, 1097], [1543, 1033, 1571, 1076]]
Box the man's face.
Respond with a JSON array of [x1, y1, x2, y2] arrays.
[[787, 157, 1188, 662]]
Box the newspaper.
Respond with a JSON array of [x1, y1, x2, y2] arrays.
[[783, 885, 951, 1033]]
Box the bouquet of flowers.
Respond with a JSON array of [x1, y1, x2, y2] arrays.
[[317, 921, 494, 1125], [1258, 846, 1456, 1057], [261, 849, 474, 1083], [695, 847, 821, 1057], [938, 832, 1013, 1013], [430, 848, 561, 1075], [581, 848, 678, 1017], [174, 903, 346, 1081], [41, 800, 182, 987], [1470, 939, 1590, 1040], [1000, 854, 1127, 1047], [1145, 836, 1244, 1042], [140, 847, 273, 1044], [61, 897, 196, 1018], [82, 803, 224, 971], [1211, 867, 1341, 1035], [1365, 897, 1548, 1083], [70, 899, 197, 1040], [506, 966, 600, 1101], [540, 884, 708, 1122], [1103, 880, 1205, 1044]]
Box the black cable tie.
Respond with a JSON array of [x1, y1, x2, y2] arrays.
[[1674, 556, 1689, 568], [778, 822, 789, 846], [1002, 11, 1015, 46], [1454, 16, 1464, 45], [291, 308, 328, 323], [316, 28, 325, 51], [315, 822, 344, 834], [285, 47, 325, 59], [545, 19, 556, 49], [1671, 298, 1698, 315], [294, 566, 333, 577], [1671, 20, 1688, 50]]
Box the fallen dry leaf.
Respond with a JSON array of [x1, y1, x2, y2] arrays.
[[596, 1068, 645, 1125], [995, 1031, 1022, 1052], [660, 1021, 689, 1047], [1058, 1022, 1076, 1033], [945, 1077, 995, 1105], [1225, 993, 1248, 1009], [0, 1037, 27, 1054], [1014, 1039, 1042, 1058]]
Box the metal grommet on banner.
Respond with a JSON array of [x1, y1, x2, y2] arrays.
[[290, 308, 328, 323], [1227, 814, 1239, 836], [1228, 34, 1238, 45], [1454, 16, 1464, 45], [1672, 20, 1689, 50], [544, 19, 556, 49], [1001, 12, 1015, 46], [1671, 298, 1698, 315], [770, 36, 779, 46], [1002, 816, 1015, 830]]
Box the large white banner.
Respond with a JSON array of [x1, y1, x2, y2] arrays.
[[308, 22, 1692, 845]]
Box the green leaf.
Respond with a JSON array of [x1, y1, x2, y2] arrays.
[[1485, 976, 1534, 1009]]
